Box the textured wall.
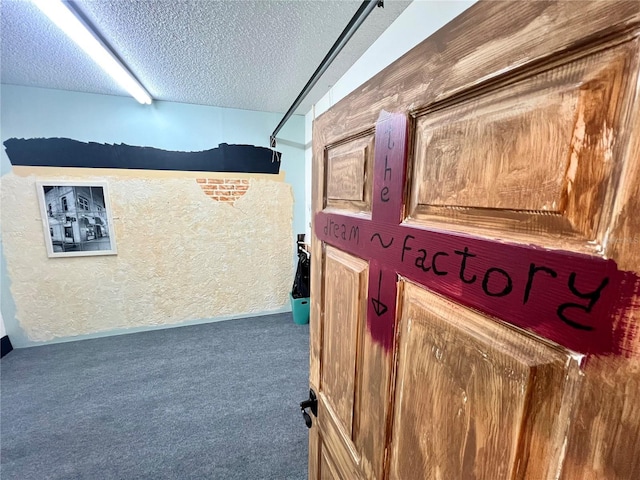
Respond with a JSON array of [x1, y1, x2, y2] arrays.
[[0, 169, 293, 342]]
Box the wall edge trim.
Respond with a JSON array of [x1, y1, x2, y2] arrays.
[[9, 307, 293, 348]]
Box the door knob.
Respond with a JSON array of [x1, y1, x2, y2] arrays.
[[300, 389, 317, 428], [302, 409, 313, 428]]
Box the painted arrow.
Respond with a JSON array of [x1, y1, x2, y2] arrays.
[[371, 270, 388, 317], [366, 261, 398, 350]]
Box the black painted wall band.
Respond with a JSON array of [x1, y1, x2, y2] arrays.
[[4, 138, 281, 174]]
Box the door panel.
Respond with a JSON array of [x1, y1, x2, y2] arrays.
[[320, 446, 341, 480], [325, 133, 375, 214], [321, 246, 367, 433], [317, 397, 362, 480], [319, 246, 391, 479], [389, 281, 581, 480], [310, 2, 640, 479], [409, 39, 639, 252]]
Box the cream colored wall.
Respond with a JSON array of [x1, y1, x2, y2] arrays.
[[1, 167, 293, 342]]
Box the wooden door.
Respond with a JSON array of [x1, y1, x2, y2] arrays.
[[309, 2, 640, 479]]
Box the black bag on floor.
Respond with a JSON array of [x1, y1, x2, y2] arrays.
[[292, 240, 310, 299]]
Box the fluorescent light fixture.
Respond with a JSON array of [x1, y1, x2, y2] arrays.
[[33, 0, 152, 104]]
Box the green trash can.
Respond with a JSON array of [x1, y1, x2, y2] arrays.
[[290, 292, 310, 325]]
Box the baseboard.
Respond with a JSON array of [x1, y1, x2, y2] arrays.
[[8, 306, 292, 348], [1, 335, 13, 358]]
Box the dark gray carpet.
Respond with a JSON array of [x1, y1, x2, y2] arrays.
[[1, 313, 310, 480]]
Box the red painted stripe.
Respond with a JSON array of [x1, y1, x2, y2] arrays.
[[367, 261, 398, 351], [371, 112, 407, 225], [315, 211, 639, 357], [317, 110, 638, 356]]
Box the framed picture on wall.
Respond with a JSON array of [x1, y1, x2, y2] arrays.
[[36, 181, 118, 258]]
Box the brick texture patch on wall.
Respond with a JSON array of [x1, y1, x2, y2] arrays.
[[197, 178, 250, 204]]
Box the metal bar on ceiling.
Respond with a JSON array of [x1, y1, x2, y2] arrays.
[[270, 0, 384, 148]]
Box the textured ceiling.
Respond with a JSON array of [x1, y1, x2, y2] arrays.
[[1, 0, 411, 114]]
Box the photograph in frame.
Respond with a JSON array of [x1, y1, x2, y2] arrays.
[[36, 181, 117, 257]]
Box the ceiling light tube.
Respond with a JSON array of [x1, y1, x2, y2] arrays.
[[33, 0, 152, 104]]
